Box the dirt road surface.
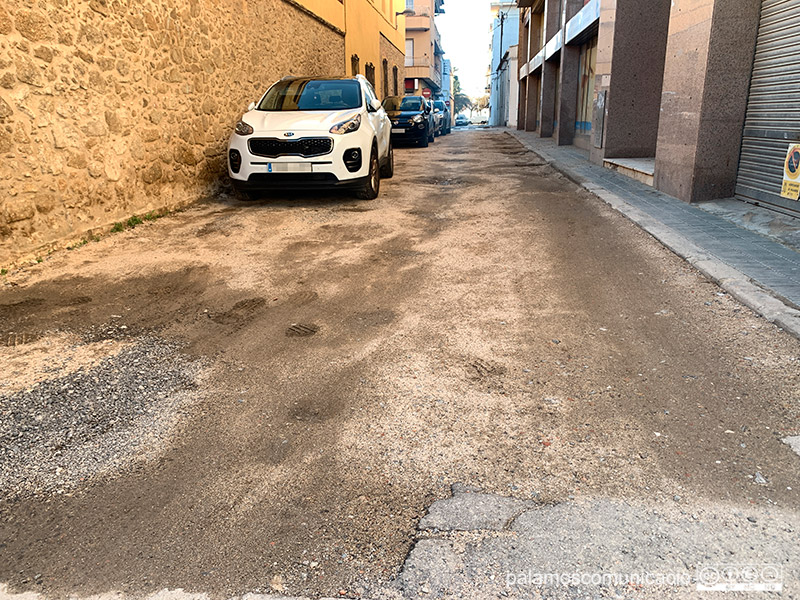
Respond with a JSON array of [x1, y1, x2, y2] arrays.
[[1, 130, 799, 599]]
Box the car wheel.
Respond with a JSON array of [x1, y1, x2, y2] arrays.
[[380, 142, 394, 179], [357, 146, 380, 200], [429, 127, 435, 143], [419, 134, 429, 148]]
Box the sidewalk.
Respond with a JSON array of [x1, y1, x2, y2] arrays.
[[505, 128, 800, 339]]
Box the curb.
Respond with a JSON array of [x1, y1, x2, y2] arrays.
[[507, 130, 800, 341]]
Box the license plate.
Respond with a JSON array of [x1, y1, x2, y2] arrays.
[[261, 163, 312, 173], [391, 128, 405, 134]]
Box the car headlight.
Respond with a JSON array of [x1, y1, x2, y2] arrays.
[[330, 113, 361, 135], [234, 120, 254, 136], [411, 114, 424, 124]]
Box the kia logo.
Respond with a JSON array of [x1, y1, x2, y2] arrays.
[[284, 132, 295, 137]]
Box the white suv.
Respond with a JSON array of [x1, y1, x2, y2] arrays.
[[228, 75, 393, 199]]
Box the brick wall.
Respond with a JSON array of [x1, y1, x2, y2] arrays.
[[0, 0, 345, 265]]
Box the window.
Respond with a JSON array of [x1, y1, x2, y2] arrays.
[[405, 39, 414, 66], [364, 81, 379, 106], [392, 66, 399, 95], [405, 0, 414, 9], [383, 96, 423, 111], [257, 79, 363, 111], [576, 36, 597, 134], [365, 62, 375, 88], [351, 54, 360, 76], [382, 59, 389, 98]]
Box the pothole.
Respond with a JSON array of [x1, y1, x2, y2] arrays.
[[414, 176, 467, 186]]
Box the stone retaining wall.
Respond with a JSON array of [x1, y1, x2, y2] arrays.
[[0, 0, 345, 265]]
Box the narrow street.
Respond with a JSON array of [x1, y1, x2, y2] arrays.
[[1, 130, 799, 598]]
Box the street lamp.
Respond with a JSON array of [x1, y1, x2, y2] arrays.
[[395, 8, 415, 16]]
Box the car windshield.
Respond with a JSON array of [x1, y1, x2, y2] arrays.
[[257, 79, 363, 111], [383, 96, 423, 111], [434, 101, 445, 110]]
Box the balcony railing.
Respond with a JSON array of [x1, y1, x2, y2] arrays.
[[404, 57, 443, 88]]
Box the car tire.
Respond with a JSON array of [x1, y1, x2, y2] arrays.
[[357, 146, 380, 200], [380, 142, 394, 179], [419, 134, 429, 148], [429, 127, 435, 143]]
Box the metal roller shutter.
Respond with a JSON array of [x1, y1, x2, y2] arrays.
[[735, 0, 800, 215]]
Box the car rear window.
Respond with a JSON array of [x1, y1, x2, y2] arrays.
[[434, 101, 445, 110], [258, 79, 363, 111], [383, 97, 423, 111]]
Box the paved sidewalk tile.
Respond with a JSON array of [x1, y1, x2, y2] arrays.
[[506, 130, 800, 311]]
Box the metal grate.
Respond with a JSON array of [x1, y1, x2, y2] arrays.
[[249, 137, 333, 158]]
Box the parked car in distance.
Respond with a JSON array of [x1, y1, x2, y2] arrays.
[[455, 114, 470, 127], [431, 102, 444, 137], [228, 75, 393, 200], [433, 100, 451, 135], [383, 95, 435, 147]]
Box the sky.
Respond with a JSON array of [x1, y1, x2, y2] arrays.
[[436, 0, 493, 98]]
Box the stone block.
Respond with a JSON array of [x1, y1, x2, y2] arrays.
[[15, 53, 45, 87], [0, 127, 13, 153], [14, 10, 54, 42], [33, 46, 56, 63], [141, 162, 162, 184], [2, 199, 36, 223], [83, 120, 107, 137], [0, 97, 12, 120], [0, 5, 11, 35]]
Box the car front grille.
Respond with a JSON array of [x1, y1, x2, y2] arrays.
[[248, 137, 333, 158], [248, 172, 338, 183]]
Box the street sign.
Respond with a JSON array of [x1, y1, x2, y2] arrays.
[[422, 88, 431, 98], [781, 144, 800, 201], [445, 100, 450, 107]]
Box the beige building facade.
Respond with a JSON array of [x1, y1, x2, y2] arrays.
[[346, 0, 406, 99], [404, 0, 444, 97]]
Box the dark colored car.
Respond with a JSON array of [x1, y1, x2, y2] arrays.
[[383, 95, 436, 147], [433, 100, 451, 135]]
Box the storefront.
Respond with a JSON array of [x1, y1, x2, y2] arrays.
[[735, 0, 800, 216]]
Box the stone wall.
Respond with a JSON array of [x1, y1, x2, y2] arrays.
[[0, 0, 345, 265]]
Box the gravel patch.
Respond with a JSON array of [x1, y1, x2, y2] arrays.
[[0, 336, 205, 501]]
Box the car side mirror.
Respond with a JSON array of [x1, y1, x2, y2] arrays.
[[424, 106, 431, 114], [434, 108, 441, 113], [247, 101, 256, 112], [368, 98, 381, 112]]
